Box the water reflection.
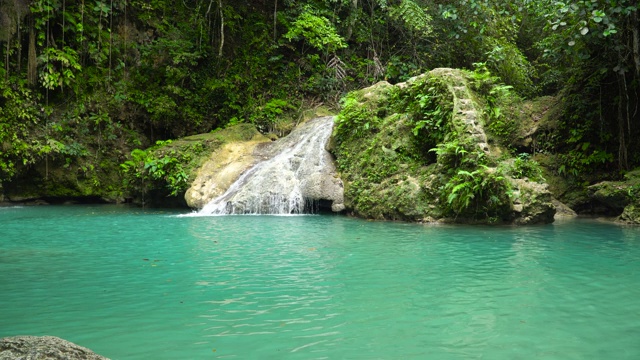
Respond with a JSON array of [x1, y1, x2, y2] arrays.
[[2, 209, 640, 359]]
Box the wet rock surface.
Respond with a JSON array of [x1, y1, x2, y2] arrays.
[[189, 117, 345, 214]]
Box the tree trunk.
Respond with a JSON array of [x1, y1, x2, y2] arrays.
[[218, 0, 224, 57], [28, 23, 36, 85], [345, 0, 358, 41], [632, 9, 640, 75], [5, 39, 9, 79], [273, 0, 277, 42], [618, 73, 629, 170], [17, 17, 21, 73]]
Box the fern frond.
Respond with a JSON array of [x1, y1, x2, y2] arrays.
[[327, 54, 347, 80], [389, 0, 432, 35]]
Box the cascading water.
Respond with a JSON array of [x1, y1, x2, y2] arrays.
[[197, 116, 344, 215]]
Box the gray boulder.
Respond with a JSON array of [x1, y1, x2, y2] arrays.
[[0, 336, 108, 360]]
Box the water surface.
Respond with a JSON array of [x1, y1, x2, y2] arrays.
[[1, 205, 639, 359]]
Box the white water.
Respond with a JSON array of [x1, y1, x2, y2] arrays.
[[198, 117, 339, 215]]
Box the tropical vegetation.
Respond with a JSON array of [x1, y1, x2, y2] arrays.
[[1, 0, 639, 214]]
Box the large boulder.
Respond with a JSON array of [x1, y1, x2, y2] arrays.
[[331, 68, 555, 224], [509, 178, 556, 224], [0, 336, 108, 360], [619, 204, 640, 224], [185, 139, 270, 209], [587, 168, 640, 224], [587, 169, 640, 214]]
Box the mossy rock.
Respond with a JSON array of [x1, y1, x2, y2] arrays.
[[583, 168, 640, 223], [155, 124, 263, 172], [3, 157, 124, 204], [619, 204, 640, 224], [130, 123, 268, 205], [495, 95, 561, 152], [333, 68, 555, 224], [536, 153, 591, 211]]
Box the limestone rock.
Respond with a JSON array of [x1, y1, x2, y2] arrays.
[[185, 140, 269, 209], [188, 117, 345, 214], [619, 204, 640, 224], [553, 199, 578, 219], [0, 336, 108, 360], [332, 68, 557, 224], [587, 181, 630, 212], [509, 178, 556, 225]]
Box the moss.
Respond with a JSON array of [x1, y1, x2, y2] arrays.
[[333, 68, 556, 224], [120, 123, 269, 204], [619, 204, 640, 224], [334, 69, 500, 222], [3, 158, 124, 203]]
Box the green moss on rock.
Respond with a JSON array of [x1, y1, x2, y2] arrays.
[[332, 68, 555, 224], [121, 123, 268, 205]]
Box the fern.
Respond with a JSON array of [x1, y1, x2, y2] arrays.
[[327, 54, 347, 81], [389, 0, 432, 35], [442, 165, 511, 217]]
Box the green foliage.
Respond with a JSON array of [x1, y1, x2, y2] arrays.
[[443, 165, 511, 217], [388, 0, 433, 36], [430, 138, 477, 170], [434, 0, 537, 96], [120, 141, 190, 197], [557, 147, 615, 179], [508, 153, 545, 182], [284, 8, 347, 53], [38, 47, 82, 91], [468, 63, 519, 145], [250, 98, 296, 135], [0, 75, 43, 179], [334, 92, 381, 142], [430, 137, 512, 219], [1, 0, 638, 206], [391, 76, 453, 149], [484, 40, 537, 97]]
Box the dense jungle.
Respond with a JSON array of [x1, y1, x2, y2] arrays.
[[2, 0, 640, 222]]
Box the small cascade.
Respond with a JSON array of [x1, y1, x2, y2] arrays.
[[198, 116, 343, 215]]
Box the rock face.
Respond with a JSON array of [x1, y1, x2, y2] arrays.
[[331, 68, 556, 224], [428, 68, 491, 154], [509, 179, 556, 225], [185, 139, 271, 209], [587, 168, 640, 223], [0, 336, 108, 360], [188, 117, 345, 214]]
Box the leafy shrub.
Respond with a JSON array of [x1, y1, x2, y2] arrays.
[[431, 138, 512, 219], [430, 139, 484, 171], [334, 93, 380, 142], [509, 153, 545, 182], [120, 140, 190, 197], [442, 165, 512, 218]]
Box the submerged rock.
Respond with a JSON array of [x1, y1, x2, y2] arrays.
[[0, 336, 109, 360]]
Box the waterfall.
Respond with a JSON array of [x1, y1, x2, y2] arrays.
[[197, 116, 343, 215]]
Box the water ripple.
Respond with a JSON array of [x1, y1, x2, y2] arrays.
[[1, 209, 640, 359]]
